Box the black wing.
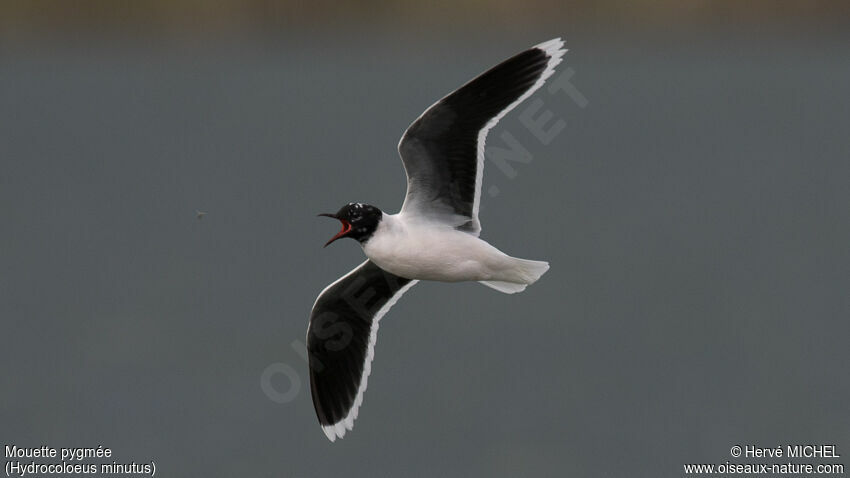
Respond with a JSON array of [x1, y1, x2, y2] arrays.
[[307, 260, 417, 441], [398, 38, 566, 235]]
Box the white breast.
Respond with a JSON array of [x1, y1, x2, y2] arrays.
[[362, 214, 511, 282]]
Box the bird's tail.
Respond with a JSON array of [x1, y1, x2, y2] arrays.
[[479, 258, 550, 294]]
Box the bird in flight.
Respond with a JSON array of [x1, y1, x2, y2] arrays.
[[308, 38, 566, 441], [195, 210, 207, 220]]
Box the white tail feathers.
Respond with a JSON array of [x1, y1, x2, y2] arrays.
[[479, 258, 550, 294], [512, 258, 550, 283]]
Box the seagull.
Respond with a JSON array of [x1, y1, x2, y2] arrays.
[[307, 38, 566, 442], [195, 210, 207, 220]]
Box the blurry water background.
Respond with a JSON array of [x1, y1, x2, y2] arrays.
[[1, 2, 849, 476]]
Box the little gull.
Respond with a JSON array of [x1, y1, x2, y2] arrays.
[[307, 38, 566, 441]]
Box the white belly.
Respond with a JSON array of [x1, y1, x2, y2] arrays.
[[362, 217, 511, 282]]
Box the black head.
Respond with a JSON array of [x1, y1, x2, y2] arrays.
[[318, 203, 383, 247]]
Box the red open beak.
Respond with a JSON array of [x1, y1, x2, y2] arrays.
[[318, 213, 352, 247]]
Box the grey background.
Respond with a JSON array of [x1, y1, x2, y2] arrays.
[[2, 17, 849, 478]]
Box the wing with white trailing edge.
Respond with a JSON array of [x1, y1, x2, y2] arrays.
[[398, 38, 567, 235], [307, 260, 417, 441]]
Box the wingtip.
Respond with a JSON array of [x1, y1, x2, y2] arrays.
[[321, 418, 356, 442], [534, 37, 568, 59], [322, 423, 342, 442]]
